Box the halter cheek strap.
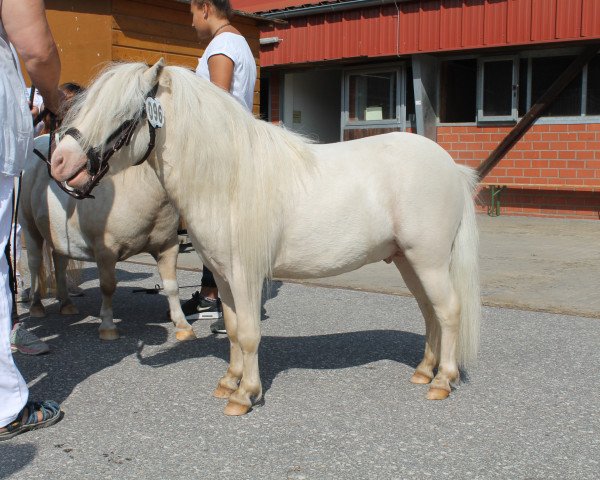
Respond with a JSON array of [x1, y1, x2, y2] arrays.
[[50, 83, 161, 199]]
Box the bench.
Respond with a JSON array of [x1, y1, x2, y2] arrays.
[[478, 183, 599, 216]]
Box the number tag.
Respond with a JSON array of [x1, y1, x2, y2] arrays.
[[145, 97, 164, 128]]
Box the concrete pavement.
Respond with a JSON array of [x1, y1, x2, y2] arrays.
[[3, 213, 599, 479], [4, 263, 600, 479]]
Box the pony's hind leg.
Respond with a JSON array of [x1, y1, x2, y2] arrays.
[[394, 257, 439, 384], [153, 244, 195, 341], [52, 251, 79, 315], [408, 260, 461, 400], [96, 252, 119, 340]]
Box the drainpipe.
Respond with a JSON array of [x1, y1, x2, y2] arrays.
[[261, 0, 412, 19]]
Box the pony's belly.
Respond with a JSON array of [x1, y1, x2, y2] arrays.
[[273, 242, 397, 280]]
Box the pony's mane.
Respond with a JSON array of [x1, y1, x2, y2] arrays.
[[162, 65, 316, 297], [61, 62, 150, 151], [64, 61, 317, 301]]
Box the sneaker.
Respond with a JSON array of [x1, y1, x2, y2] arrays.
[[10, 324, 50, 355], [210, 318, 227, 334], [181, 291, 223, 320]]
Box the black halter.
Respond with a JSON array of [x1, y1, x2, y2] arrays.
[[46, 84, 160, 199]]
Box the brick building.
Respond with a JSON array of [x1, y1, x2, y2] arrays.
[[233, 0, 600, 219]]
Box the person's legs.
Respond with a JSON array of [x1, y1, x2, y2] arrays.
[[200, 266, 226, 333], [200, 266, 218, 299], [180, 265, 224, 323], [0, 174, 28, 427]]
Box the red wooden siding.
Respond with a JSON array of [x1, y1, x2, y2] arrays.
[[255, 0, 600, 67]]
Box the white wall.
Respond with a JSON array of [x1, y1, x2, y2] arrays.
[[283, 69, 341, 143]]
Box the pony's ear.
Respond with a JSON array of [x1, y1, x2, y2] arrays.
[[143, 58, 165, 86]]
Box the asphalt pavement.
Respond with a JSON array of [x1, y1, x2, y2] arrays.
[[2, 213, 599, 479]]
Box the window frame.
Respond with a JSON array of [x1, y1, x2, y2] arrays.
[[438, 47, 600, 126], [341, 63, 407, 131], [476, 55, 519, 124]]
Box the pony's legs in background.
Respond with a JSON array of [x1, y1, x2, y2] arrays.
[[96, 251, 119, 340], [152, 244, 195, 341], [51, 251, 79, 315], [222, 276, 263, 416], [212, 278, 243, 400], [394, 257, 439, 384], [405, 252, 460, 400], [23, 228, 46, 317]]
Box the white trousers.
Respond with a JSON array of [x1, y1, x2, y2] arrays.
[[0, 173, 28, 427]]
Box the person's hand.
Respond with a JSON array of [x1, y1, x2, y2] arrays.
[[30, 104, 40, 119]]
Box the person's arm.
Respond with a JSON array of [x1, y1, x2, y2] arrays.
[[208, 54, 234, 93], [1, 0, 62, 113]]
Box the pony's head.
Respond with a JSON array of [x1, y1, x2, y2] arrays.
[[51, 59, 166, 197]]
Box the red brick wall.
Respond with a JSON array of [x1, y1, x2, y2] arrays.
[[438, 124, 600, 219]]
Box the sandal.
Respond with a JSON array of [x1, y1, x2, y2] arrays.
[[0, 400, 63, 441]]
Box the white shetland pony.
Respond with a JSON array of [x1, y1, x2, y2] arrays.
[[51, 60, 480, 416], [19, 134, 194, 341]]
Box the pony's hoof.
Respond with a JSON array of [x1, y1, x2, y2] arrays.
[[224, 400, 250, 416], [427, 387, 450, 400], [175, 329, 196, 341], [29, 305, 46, 318], [410, 371, 433, 384], [60, 303, 79, 315], [99, 328, 119, 341], [213, 385, 235, 399]]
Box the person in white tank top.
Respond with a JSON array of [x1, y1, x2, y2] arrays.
[[180, 0, 257, 334]]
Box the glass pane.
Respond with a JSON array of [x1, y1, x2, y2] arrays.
[[348, 72, 396, 121], [587, 55, 600, 115], [518, 58, 528, 116], [482, 60, 513, 116], [531, 56, 582, 116], [440, 59, 476, 122], [406, 66, 415, 123]]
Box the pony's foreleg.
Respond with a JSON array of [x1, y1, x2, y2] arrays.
[[153, 244, 195, 341], [394, 257, 439, 384], [23, 229, 46, 317], [222, 277, 263, 416], [52, 251, 79, 315], [212, 279, 243, 400], [96, 252, 119, 340]]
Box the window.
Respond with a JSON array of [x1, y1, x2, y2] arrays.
[[348, 71, 396, 121], [440, 59, 476, 123], [477, 56, 518, 122], [343, 65, 409, 129], [585, 55, 600, 115], [531, 56, 581, 117], [440, 53, 600, 124]]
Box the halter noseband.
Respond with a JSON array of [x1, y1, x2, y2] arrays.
[[49, 84, 160, 199]]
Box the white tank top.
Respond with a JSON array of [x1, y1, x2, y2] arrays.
[[196, 32, 256, 112]]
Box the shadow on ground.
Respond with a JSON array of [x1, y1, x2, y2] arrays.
[[15, 268, 423, 407]]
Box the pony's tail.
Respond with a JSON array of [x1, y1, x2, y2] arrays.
[[450, 165, 481, 367], [39, 243, 82, 297], [38, 242, 53, 298]]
